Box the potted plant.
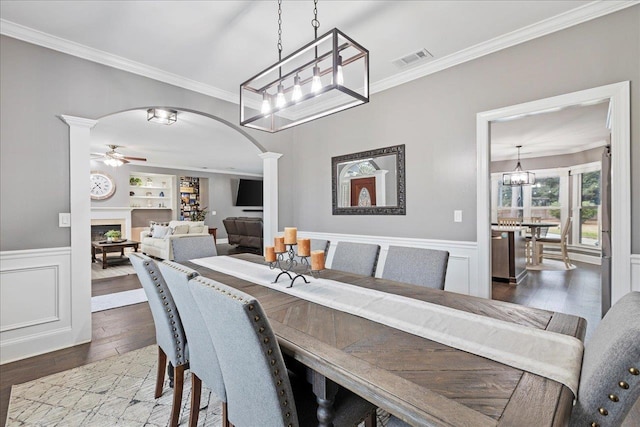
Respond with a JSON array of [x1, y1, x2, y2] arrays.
[[104, 229, 122, 242], [190, 206, 208, 222]]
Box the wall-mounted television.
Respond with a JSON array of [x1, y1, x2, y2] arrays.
[[235, 179, 263, 206]]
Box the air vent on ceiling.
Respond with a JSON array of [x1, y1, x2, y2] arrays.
[[392, 48, 434, 68]]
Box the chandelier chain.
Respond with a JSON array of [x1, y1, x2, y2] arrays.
[[277, 0, 283, 60], [312, 0, 320, 39]]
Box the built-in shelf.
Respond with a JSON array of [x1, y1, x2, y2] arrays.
[[129, 172, 174, 210]]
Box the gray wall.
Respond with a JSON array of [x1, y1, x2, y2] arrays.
[[0, 36, 292, 251], [1, 6, 638, 252], [288, 7, 639, 251]]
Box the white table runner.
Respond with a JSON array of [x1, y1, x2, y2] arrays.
[[192, 256, 583, 396]]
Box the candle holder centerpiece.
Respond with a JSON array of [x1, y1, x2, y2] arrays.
[[264, 228, 324, 287]]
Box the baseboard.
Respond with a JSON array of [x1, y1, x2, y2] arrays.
[[632, 254, 640, 293], [217, 238, 229, 244], [297, 231, 478, 296]]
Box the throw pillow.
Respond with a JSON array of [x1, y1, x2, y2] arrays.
[[189, 221, 205, 234], [149, 221, 169, 234], [172, 224, 190, 235], [152, 225, 170, 238]]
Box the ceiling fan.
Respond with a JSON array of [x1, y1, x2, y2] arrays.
[[92, 144, 147, 167]]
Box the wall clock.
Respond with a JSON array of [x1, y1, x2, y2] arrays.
[[90, 171, 116, 200]]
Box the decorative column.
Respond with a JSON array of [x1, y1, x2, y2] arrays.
[[61, 115, 98, 345], [260, 152, 283, 254]]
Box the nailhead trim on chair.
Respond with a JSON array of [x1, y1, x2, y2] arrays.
[[590, 365, 640, 425], [136, 255, 187, 367], [192, 276, 296, 425]]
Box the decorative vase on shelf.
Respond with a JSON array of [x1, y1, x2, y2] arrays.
[[159, 191, 164, 197]]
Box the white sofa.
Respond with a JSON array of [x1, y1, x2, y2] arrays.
[[140, 220, 210, 260]]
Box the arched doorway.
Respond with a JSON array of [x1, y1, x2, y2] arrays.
[[62, 107, 282, 347]]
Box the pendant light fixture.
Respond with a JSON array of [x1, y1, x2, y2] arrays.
[[503, 145, 536, 186], [240, 0, 369, 133], [147, 108, 177, 125]]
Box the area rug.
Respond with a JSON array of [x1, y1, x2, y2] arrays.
[[91, 288, 148, 313], [7, 345, 390, 426], [6, 345, 224, 426], [91, 257, 136, 280], [526, 258, 577, 271]]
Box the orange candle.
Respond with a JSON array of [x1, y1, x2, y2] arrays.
[[274, 236, 286, 253], [311, 250, 325, 271], [265, 246, 276, 262], [297, 238, 311, 256], [284, 227, 297, 245]]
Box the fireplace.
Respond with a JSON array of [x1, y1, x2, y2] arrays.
[[91, 224, 122, 242], [90, 208, 131, 242]]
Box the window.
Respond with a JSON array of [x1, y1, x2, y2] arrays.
[[531, 177, 561, 236], [496, 181, 522, 220], [577, 170, 601, 246]]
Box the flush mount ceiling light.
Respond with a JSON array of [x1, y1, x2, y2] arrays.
[[240, 0, 369, 133], [147, 108, 177, 125], [503, 145, 536, 186]]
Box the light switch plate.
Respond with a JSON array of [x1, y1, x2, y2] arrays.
[[454, 210, 462, 222], [59, 213, 71, 227]]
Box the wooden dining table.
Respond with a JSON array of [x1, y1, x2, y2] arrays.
[[184, 253, 586, 427]]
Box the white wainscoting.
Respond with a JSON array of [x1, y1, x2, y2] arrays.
[[298, 231, 478, 296], [632, 254, 640, 293], [0, 247, 89, 364]]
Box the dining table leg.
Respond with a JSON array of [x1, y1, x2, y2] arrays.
[[312, 370, 339, 427]]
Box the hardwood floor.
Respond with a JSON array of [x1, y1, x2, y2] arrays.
[[492, 260, 602, 341]]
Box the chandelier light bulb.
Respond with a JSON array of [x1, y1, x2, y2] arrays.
[[291, 74, 302, 102], [275, 84, 286, 108], [311, 65, 322, 93], [336, 56, 344, 86], [261, 92, 271, 114]]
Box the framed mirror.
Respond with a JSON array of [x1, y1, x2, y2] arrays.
[[332, 144, 405, 215]]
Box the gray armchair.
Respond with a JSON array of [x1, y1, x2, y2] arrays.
[[130, 253, 187, 427], [158, 261, 228, 427], [569, 291, 640, 426], [331, 242, 380, 277], [170, 234, 217, 261], [381, 246, 449, 290], [188, 275, 377, 427]]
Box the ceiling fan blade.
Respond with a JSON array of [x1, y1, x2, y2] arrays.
[[123, 156, 147, 162]]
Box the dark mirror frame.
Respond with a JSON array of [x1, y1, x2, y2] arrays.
[[332, 144, 406, 215]]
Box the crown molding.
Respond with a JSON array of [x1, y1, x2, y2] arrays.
[[2, 1, 637, 103], [0, 19, 239, 104], [371, 0, 639, 94]]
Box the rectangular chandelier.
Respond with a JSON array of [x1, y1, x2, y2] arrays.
[[502, 170, 536, 186], [240, 28, 369, 133]]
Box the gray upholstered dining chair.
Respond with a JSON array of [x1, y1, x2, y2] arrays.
[[331, 241, 380, 277], [130, 253, 187, 427], [171, 235, 217, 261], [387, 291, 640, 427], [381, 246, 449, 290], [569, 291, 640, 427], [188, 275, 377, 427], [158, 261, 229, 427]]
